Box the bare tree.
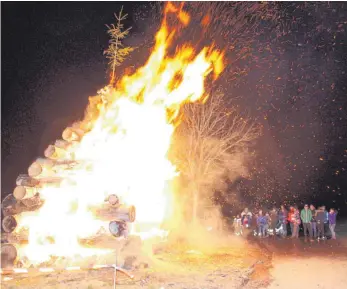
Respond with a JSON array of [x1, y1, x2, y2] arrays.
[[104, 6, 135, 85], [171, 90, 261, 224]]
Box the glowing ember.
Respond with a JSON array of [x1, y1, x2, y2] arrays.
[[14, 3, 224, 264]]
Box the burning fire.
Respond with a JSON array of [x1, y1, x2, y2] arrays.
[[14, 3, 224, 264]]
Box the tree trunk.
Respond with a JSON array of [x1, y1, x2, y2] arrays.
[[192, 188, 199, 225]]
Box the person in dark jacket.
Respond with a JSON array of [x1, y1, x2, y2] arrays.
[[328, 208, 338, 240], [315, 206, 326, 240], [270, 207, 278, 228], [322, 205, 329, 237], [310, 204, 317, 238]]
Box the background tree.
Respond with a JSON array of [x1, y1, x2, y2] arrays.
[[171, 90, 261, 224], [104, 6, 135, 85]]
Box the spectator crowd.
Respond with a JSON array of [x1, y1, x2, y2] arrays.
[[233, 204, 338, 241]]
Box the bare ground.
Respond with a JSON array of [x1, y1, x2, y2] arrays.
[[2, 227, 347, 289]]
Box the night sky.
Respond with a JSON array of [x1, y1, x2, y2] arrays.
[[2, 2, 347, 215]]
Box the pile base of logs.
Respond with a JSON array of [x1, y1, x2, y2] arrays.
[[1, 122, 139, 269]]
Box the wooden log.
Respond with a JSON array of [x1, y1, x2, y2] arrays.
[[92, 204, 136, 223], [28, 158, 78, 178], [1, 194, 20, 216], [2, 215, 17, 233], [2, 194, 43, 215], [55, 139, 71, 149], [1, 244, 17, 268], [16, 174, 40, 187], [44, 144, 75, 160], [62, 127, 85, 142], [13, 186, 38, 200]]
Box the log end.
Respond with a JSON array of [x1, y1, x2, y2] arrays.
[[1, 244, 17, 268], [128, 205, 136, 223], [28, 162, 43, 177], [13, 186, 26, 200], [2, 215, 17, 233], [44, 145, 55, 158]]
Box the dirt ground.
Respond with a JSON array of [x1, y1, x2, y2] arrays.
[[2, 226, 347, 289]]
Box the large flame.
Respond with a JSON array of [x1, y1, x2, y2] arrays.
[[14, 3, 224, 264]]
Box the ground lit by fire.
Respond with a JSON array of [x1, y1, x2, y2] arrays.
[[12, 3, 224, 265]]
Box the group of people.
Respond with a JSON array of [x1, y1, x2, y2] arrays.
[[233, 204, 338, 241]]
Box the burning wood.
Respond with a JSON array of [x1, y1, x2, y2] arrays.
[[44, 144, 74, 160], [91, 204, 136, 223], [62, 127, 85, 142], [1, 244, 17, 269], [13, 186, 38, 201], [2, 194, 42, 216], [3, 2, 224, 266], [16, 174, 39, 187], [2, 216, 18, 233]]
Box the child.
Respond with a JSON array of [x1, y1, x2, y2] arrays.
[[233, 214, 242, 236], [328, 208, 338, 240]]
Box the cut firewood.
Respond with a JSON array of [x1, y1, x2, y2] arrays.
[[1, 243, 17, 268], [2, 194, 43, 215], [62, 127, 85, 142], [16, 174, 40, 187], [91, 204, 136, 223], [2, 215, 17, 233], [44, 144, 75, 160], [13, 186, 38, 200]]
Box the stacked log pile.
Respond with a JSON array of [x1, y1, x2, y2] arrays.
[[1, 123, 137, 268]]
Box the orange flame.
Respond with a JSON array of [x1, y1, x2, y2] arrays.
[[15, 3, 224, 264]]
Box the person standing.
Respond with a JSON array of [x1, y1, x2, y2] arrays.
[[316, 206, 326, 240], [310, 204, 317, 239], [257, 210, 267, 238], [233, 214, 242, 236], [328, 208, 338, 240], [278, 205, 288, 237], [288, 206, 295, 235], [241, 208, 253, 229], [301, 204, 313, 241], [322, 205, 329, 238], [270, 207, 278, 237], [291, 207, 301, 238]]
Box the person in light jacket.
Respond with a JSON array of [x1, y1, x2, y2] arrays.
[[291, 207, 301, 238], [328, 208, 338, 240]]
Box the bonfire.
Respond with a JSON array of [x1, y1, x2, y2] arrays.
[[1, 2, 224, 270]]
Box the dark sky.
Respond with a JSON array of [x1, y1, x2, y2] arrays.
[[2, 2, 347, 214]]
